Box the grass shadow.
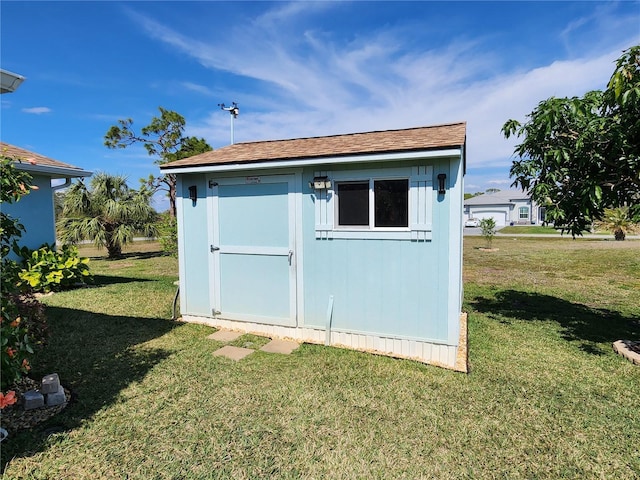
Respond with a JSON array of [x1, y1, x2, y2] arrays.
[[470, 289, 639, 354], [0, 306, 179, 473], [86, 251, 168, 261], [91, 274, 152, 286]]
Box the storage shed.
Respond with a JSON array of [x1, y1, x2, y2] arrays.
[[161, 122, 468, 371]]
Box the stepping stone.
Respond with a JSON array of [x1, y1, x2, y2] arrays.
[[213, 345, 255, 361], [207, 330, 243, 342], [260, 339, 300, 354]]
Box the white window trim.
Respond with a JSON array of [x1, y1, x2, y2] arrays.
[[314, 166, 433, 241], [519, 206, 529, 219]]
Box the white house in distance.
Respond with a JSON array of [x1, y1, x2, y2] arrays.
[[161, 123, 469, 371], [464, 189, 543, 226], [1, 142, 92, 252]]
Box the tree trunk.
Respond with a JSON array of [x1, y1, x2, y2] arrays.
[[614, 228, 625, 241], [167, 174, 177, 218], [106, 240, 122, 258], [105, 228, 122, 258]]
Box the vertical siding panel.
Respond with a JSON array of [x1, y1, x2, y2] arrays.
[[438, 345, 448, 365], [393, 338, 401, 355], [423, 342, 432, 363], [366, 335, 374, 351], [401, 339, 410, 356], [448, 347, 456, 367]]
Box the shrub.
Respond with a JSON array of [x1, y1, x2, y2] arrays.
[[16, 243, 92, 293], [0, 157, 37, 391], [594, 206, 639, 241], [1, 298, 35, 390], [479, 218, 497, 248], [11, 292, 48, 347], [158, 213, 178, 257]]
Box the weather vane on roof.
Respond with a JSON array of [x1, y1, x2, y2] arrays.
[[218, 102, 239, 145]]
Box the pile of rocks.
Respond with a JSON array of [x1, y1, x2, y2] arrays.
[[0, 373, 70, 435], [22, 373, 66, 409]]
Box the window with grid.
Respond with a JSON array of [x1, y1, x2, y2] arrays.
[[519, 206, 529, 219], [314, 166, 434, 240]]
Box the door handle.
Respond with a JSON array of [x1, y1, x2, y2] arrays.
[[288, 250, 294, 265], [210, 245, 220, 252]]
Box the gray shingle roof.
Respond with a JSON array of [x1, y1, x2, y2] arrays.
[[162, 122, 466, 170], [464, 189, 529, 206]]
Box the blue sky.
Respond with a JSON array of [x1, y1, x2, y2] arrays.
[[2, 1, 639, 211]]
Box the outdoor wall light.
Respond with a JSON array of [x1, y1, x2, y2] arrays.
[[188, 185, 198, 205], [309, 176, 331, 190], [437, 174, 447, 195]]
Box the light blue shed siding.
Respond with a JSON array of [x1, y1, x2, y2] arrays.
[[176, 155, 463, 347], [1, 174, 55, 251], [177, 175, 211, 316], [301, 158, 458, 344]]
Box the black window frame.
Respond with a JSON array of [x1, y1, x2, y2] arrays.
[[335, 177, 410, 229]]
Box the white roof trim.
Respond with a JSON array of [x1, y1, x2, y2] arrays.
[[161, 147, 462, 174], [13, 162, 92, 178]]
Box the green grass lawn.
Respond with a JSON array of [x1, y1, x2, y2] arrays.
[[497, 225, 561, 234], [2, 238, 639, 479], [497, 225, 614, 235]]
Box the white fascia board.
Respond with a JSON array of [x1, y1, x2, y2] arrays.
[[160, 147, 462, 175], [13, 162, 93, 179], [466, 202, 515, 207]]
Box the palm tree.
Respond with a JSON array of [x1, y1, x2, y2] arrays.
[[595, 207, 638, 241], [58, 173, 158, 258]]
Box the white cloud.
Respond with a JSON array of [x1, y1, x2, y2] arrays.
[[22, 107, 52, 115], [127, 2, 640, 185], [181, 82, 215, 96]]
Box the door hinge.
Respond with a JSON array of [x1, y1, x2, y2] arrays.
[[209, 180, 218, 188], [210, 245, 220, 253], [212, 309, 221, 316]]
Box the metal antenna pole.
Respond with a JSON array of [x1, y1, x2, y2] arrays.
[[218, 102, 239, 145]]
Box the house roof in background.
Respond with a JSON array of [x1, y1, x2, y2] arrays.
[[162, 122, 466, 170], [1, 142, 92, 178], [464, 189, 529, 206]]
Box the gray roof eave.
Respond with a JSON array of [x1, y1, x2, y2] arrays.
[[13, 162, 92, 179]]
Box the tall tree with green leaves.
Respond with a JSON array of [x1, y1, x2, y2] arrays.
[[502, 45, 639, 237], [58, 173, 158, 258], [104, 107, 212, 217]]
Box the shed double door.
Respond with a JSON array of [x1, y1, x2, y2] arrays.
[[210, 174, 297, 327]]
